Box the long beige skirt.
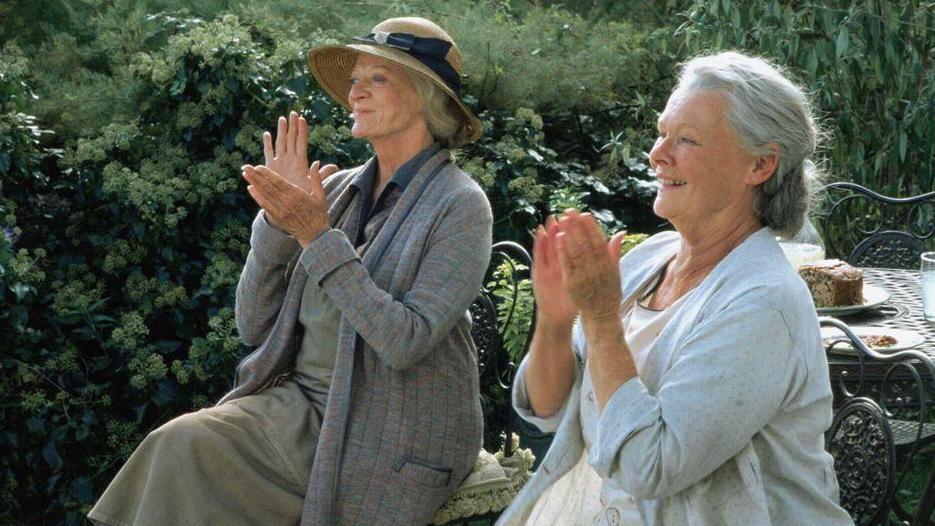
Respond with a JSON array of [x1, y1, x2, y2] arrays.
[[88, 381, 321, 526]]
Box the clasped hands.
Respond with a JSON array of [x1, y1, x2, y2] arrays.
[[242, 111, 339, 248], [532, 211, 626, 329]]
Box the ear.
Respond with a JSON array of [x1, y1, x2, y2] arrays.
[[745, 144, 780, 186]]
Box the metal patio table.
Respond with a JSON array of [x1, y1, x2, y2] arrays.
[[825, 268, 935, 525]]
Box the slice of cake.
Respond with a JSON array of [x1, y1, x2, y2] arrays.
[[797, 259, 863, 307]]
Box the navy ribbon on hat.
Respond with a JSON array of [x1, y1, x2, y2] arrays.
[[353, 32, 461, 94]]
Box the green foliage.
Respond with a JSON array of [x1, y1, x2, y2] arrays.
[[679, 0, 934, 195], [0, 13, 357, 524], [1, 1, 931, 523], [620, 233, 650, 257], [488, 260, 535, 364]]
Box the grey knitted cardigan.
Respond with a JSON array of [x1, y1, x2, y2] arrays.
[[220, 150, 493, 525]]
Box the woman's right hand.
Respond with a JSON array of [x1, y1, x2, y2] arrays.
[[264, 111, 312, 191], [260, 111, 338, 232], [532, 216, 579, 329]]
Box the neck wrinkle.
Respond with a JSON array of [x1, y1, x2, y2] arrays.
[[671, 216, 763, 289], [370, 127, 435, 185]]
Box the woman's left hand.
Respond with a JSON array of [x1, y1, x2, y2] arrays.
[[554, 210, 626, 324], [242, 161, 335, 247]]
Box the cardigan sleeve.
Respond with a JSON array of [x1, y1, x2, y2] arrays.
[[234, 211, 300, 346], [299, 184, 493, 371], [512, 320, 586, 433], [587, 297, 807, 500]]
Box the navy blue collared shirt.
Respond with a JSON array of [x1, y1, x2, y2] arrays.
[[342, 143, 442, 252]]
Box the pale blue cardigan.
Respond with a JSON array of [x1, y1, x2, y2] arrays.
[[499, 228, 853, 526]]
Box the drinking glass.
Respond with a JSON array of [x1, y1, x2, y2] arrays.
[[777, 219, 825, 268], [921, 252, 935, 322]]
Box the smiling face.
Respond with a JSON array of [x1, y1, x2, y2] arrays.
[[649, 89, 764, 233], [347, 54, 428, 146]]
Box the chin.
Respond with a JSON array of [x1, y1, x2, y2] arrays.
[[652, 196, 672, 220], [350, 126, 368, 140]]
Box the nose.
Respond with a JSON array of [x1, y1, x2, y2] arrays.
[[348, 81, 367, 104], [649, 136, 670, 171]]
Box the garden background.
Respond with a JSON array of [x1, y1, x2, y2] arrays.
[[1, 0, 932, 524]]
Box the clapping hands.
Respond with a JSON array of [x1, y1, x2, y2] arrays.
[[242, 111, 339, 247], [532, 211, 626, 327]]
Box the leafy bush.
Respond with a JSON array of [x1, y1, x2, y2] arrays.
[[0, 14, 349, 523]]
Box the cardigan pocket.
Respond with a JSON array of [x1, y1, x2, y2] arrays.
[[394, 455, 453, 488]]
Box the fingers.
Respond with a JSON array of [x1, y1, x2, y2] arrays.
[[244, 165, 292, 207], [308, 161, 340, 195], [319, 164, 339, 179], [275, 116, 287, 156], [554, 230, 573, 274], [263, 132, 274, 165], [288, 111, 300, 156], [532, 224, 547, 270], [581, 214, 606, 248], [556, 213, 587, 256], [254, 165, 296, 195], [543, 215, 559, 266], [608, 231, 626, 260], [555, 211, 613, 276], [307, 160, 323, 195], [558, 211, 605, 251], [243, 167, 276, 212], [534, 216, 560, 270], [246, 183, 274, 212], [296, 114, 308, 156]]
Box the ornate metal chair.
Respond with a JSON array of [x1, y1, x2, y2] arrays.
[[433, 241, 537, 525], [816, 182, 934, 269], [820, 317, 935, 525], [826, 396, 896, 526], [471, 241, 537, 457]]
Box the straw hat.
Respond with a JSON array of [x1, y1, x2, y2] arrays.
[[308, 17, 482, 146]]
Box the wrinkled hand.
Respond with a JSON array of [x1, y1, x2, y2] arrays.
[[532, 216, 579, 329], [554, 210, 625, 324], [242, 161, 337, 247], [265, 111, 313, 191]]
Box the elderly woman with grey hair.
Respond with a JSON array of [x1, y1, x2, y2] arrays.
[[90, 16, 492, 526], [497, 51, 853, 526]]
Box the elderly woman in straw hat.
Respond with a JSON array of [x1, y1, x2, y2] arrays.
[[89, 16, 491, 526], [496, 52, 852, 526]]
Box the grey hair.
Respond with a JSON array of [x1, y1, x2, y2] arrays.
[[674, 51, 825, 237], [405, 70, 464, 148]]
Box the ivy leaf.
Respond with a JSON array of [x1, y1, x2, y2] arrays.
[[898, 131, 907, 162], [835, 29, 849, 59], [42, 440, 63, 472]]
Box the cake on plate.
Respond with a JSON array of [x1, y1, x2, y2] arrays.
[[797, 259, 863, 307]]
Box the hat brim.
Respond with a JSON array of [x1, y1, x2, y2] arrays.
[[307, 44, 482, 146]]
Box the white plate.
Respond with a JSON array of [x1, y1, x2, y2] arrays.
[[815, 284, 890, 316], [821, 326, 925, 355]]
